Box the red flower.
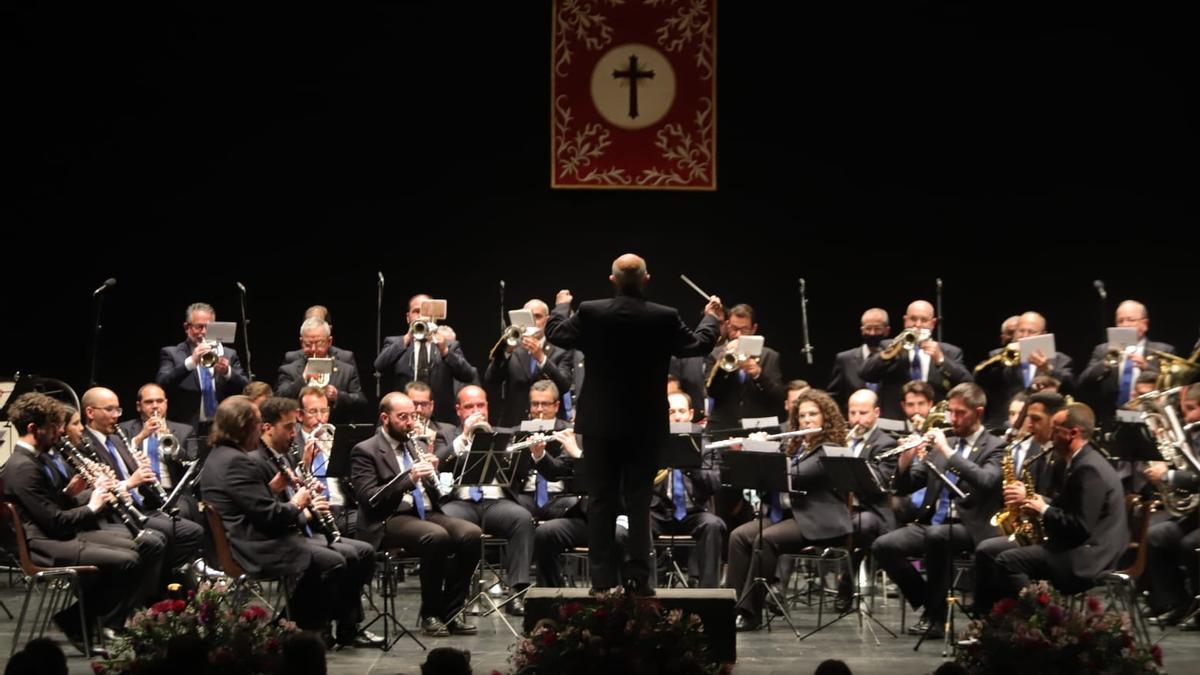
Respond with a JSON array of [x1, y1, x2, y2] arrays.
[[559, 601, 584, 620], [1036, 592, 1050, 606], [172, 599, 187, 613], [91, 664, 105, 675], [992, 598, 1017, 616], [1151, 643, 1163, 666], [1085, 595, 1103, 614], [543, 631, 558, 646], [150, 598, 175, 615]]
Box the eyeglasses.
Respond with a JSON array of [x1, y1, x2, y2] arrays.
[[393, 412, 414, 422], [186, 322, 209, 331], [91, 406, 123, 415], [529, 401, 557, 409]]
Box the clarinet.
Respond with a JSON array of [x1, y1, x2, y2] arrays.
[[57, 437, 150, 539], [407, 431, 446, 499], [115, 426, 174, 510], [265, 451, 342, 545]]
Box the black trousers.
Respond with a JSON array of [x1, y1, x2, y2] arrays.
[[298, 536, 376, 639], [441, 497, 534, 588], [582, 436, 658, 589], [726, 518, 816, 617], [381, 512, 482, 621], [973, 535, 1021, 616], [652, 510, 726, 588], [991, 543, 1087, 598], [143, 511, 205, 570], [1144, 515, 1200, 613], [533, 516, 628, 587], [871, 521, 973, 621]]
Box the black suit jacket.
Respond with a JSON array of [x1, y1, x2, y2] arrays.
[[276, 356, 369, 422], [786, 445, 854, 542], [544, 294, 720, 441], [156, 340, 250, 427], [373, 338, 478, 424], [118, 418, 196, 487], [668, 356, 708, 423], [351, 427, 441, 548], [484, 342, 574, 427], [861, 341, 973, 421], [893, 430, 1005, 544], [852, 427, 900, 529], [1, 445, 103, 542], [199, 444, 311, 576], [827, 346, 871, 410], [1041, 444, 1129, 587], [1078, 340, 1175, 421], [977, 349, 1076, 427], [650, 444, 721, 518], [80, 429, 165, 511], [706, 345, 786, 430]]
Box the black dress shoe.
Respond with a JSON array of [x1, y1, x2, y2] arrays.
[[505, 596, 526, 616], [446, 616, 478, 635], [734, 614, 760, 632], [1150, 607, 1186, 627], [420, 616, 450, 637], [907, 616, 945, 638], [337, 629, 385, 648]]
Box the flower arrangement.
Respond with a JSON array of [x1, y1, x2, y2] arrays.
[[957, 581, 1163, 674], [93, 581, 298, 675], [508, 587, 730, 675]]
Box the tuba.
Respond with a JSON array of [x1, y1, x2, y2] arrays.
[[1137, 387, 1200, 516]]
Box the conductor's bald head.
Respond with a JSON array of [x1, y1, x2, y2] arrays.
[[610, 253, 649, 295]]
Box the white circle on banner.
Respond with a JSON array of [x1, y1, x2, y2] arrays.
[[591, 44, 675, 130]]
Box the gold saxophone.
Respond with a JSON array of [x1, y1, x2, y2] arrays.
[[990, 440, 1045, 545]]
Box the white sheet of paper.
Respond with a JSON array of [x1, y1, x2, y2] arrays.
[[508, 309, 534, 330], [1106, 327, 1138, 350], [520, 418, 556, 432], [1018, 334, 1056, 364], [876, 418, 908, 432], [303, 358, 334, 379], [669, 422, 697, 435], [420, 299, 448, 320], [1115, 409, 1144, 424], [741, 416, 779, 429], [735, 335, 764, 358], [207, 321, 237, 344]]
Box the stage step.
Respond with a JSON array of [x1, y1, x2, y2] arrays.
[[522, 587, 737, 663]]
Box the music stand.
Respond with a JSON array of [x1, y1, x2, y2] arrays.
[[720, 448, 802, 637], [912, 458, 970, 657], [800, 452, 897, 643], [657, 430, 705, 587], [322, 424, 376, 480], [446, 431, 525, 638]]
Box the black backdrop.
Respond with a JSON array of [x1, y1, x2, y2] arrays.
[[5, 2, 1194, 411]]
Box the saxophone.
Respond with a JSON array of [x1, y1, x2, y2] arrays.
[[989, 437, 1045, 545]]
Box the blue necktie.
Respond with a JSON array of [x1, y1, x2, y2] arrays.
[[311, 450, 330, 495], [530, 353, 539, 375], [672, 469, 687, 521], [107, 438, 142, 506], [769, 491, 784, 524], [866, 382, 879, 392], [401, 448, 426, 520], [738, 369, 747, 383], [563, 391, 573, 417], [1117, 356, 1135, 406], [535, 473, 549, 508], [910, 352, 922, 382], [198, 364, 218, 418], [470, 485, 483, 502], [1022, 364, 1034, 389], [931, 440, 966, 525], [51, 454, 69, 480], [146, 434, 161, 479]]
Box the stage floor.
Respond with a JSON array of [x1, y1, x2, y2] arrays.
[[3, 576, 1197, 674]]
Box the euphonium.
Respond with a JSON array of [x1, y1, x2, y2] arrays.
[[1150, 346, 1200, 390], [879, 328, 931, 361], [1137, 388, 1200, 516], [974, 343, 1021, 373]]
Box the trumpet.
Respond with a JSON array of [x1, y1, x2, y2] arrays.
[[873, 401, 952, 460], [410, 317, 437, 342], [974, 343, 1020, 373], [198, 340, 221, 368], [1104, 346, 1125, 369], [150, 411, 181, 461], [705, 341, 756, 387], [879, 328, 931, 361], [488, 325, 526, 360], [57, 437, 150, 538], [116, 426, 174, 510]]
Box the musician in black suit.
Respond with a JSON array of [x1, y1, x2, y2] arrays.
[[250, 397, 380, 647], [976, 311, 1076, 427], [350, 392, 482, 637], [118, 383, 199, 523], [1078, 300, 1175, 422], [973, 391, 1067, 616], [706, 304, 786, 430], [985, 404, 1129, 604], [844, 389, 900, 550], [374, 293, 479, 425], [827, 307, 890, 410], [485, 299, 575, 427], [669, 355, 708, 423], [726, 390, 854, 630], [1, 393, 162, 653], [290, 386, 357, 537], [156, 302, 250, 428], [1140, 386, 1200, 626], [80, 387, 205, 577], [871, 383, 1005, 638], [654, 391, 725, 588], [404, 381, 458, 463], [276, 318, 368, 423], [544, 253, 723, 594], [861, 301, 973, 421], [281, 305, 357, 365]]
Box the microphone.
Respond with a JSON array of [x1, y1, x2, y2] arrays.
[[1093, 280, 1107, 301], [378, 271, 385, 287], [93, 278, 116, 297]]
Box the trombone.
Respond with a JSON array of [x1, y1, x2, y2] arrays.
[[974, 343, 1020, 373]]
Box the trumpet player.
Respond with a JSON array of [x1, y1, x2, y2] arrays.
[[985, 404, 1128, 611], [977, 311, 1075, 427], [973, 391, 1066, 617], [118, 384, 199, 522], [2, 394, 165, 655], [374, 293, 479, 425], [1142, 385, 1200, 627], [282, 305, 356, 364], [871, 383, 1005, 638], [277, 318, 368, 423], [81, 387, 205, 578], [861, 300, 972, 421], [706, 304, 785, 430], [827, 307, 890, 410], [250, 397, 381, 648], [156, 302, 249, 428], [485, 298, 575, 427], [1079, 300, 1175, 423], [350, 392, 482, 637]]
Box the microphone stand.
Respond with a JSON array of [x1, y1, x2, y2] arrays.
[[935, 278, 944, 344], [90, 279, 115, 386], [375, 272, 385, 400], [236, 282, 254, 381], [1094, 279, 1108, 338], [798, 278, 814, 367]]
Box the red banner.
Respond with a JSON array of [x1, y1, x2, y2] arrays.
[[551, 0, 717, 190]]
